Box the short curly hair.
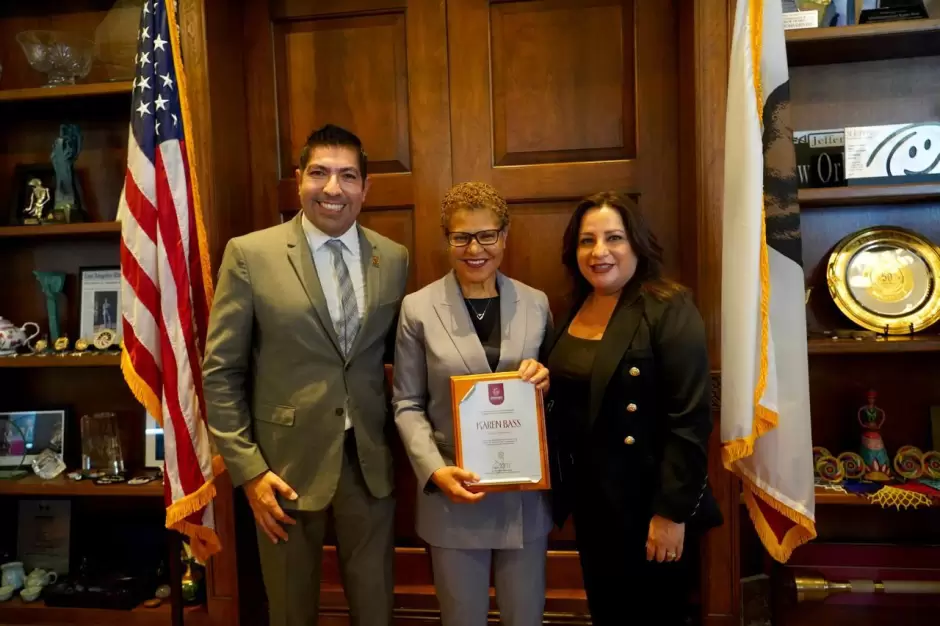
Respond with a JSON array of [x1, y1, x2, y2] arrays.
[[440, 182, 510, 231]]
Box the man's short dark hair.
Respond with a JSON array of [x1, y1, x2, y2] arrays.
[[298, 124, 368, 180]]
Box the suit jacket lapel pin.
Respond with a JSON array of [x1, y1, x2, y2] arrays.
[[372, 255, 380, 268]]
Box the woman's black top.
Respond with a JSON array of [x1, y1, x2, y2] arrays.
[[465, 296, 501, 371], [546, 330, 599, 443]]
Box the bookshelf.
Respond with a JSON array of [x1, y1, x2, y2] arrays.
[[767, 15, 940, 626]]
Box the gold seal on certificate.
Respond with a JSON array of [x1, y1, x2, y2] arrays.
[[450, 372, 550, 492]]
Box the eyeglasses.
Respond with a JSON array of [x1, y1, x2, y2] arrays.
[[446, 229, 503, 247]]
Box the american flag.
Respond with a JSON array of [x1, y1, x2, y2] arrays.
[[117, 0, 222, 561]]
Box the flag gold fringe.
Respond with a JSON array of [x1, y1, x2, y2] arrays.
[[165, 454, 227, 562], [740, 474, 816, 563], [166, 0, 215, 308], [120, 346, 163, 425], [721, 404, 778, 468]]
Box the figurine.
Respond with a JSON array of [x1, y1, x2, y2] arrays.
[[50, 124, 84, 223], [33, 271, 65, 341], [23, 178, 51, 223], [858, 390, 891, 481]]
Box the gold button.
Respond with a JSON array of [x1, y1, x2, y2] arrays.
[[626, 403, 637, 412], [629, 367, 640, 377], [624, 436, 635, 445]]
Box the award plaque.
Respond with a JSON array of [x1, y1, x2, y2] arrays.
[[827, 226, 940, 334], [859, 0, 929, 24], [451, 372, 550, 492]]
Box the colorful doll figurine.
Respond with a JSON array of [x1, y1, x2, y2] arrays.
[[858, 390, 891, 481]]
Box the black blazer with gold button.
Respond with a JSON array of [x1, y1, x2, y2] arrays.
[[542, 282, 723, 533]]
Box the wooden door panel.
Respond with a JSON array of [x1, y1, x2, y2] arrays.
[[273, 13, 411, 176], [271, 9, 414, 216], [500, 202, 576, 315], [490, 0, 636, 166]]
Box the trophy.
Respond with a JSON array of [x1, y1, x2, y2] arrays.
[[50, 124, 86, 223], [34, 271, 66, 341]]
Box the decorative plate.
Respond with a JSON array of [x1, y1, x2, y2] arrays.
[[827, 226, 940, 334]]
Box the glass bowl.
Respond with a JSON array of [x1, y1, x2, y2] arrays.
[[16, 30, 94, 87]]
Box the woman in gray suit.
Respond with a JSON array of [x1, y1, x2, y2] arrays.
[[392, 182, 552, 626]]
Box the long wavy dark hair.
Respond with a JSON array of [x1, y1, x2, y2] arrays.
[[561, 191, 684, 305]]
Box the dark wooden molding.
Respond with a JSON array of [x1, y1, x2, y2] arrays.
[[711, 371, 721, 413], [680, 0, 740, 624]]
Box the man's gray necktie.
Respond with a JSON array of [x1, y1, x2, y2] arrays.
[[325, 239, 360, 356]]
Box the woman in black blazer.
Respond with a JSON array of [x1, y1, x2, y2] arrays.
[[543, 192, 722, 626]]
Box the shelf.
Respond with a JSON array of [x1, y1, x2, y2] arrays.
[[0, 81, 134, 103], [815, 489, 874, 506], [808, 335, 940, 355], [815, 487, 940, 506], [0, 597, 208, 626], [741, 487, 939, 506], [0, 474, 162, 498], [0, 353, 121, 368], [786, 19, 940, 66], [0, 221, 122, 239], [798, 183, 940, 208]]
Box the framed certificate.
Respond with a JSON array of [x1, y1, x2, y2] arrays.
[[451, 372, 550, 492]]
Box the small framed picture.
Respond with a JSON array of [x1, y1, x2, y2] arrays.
[[144, 413, 164, 469], [79, 266, 122, 342], [8, 164, 57, 226], [0, 410, 67, 467]]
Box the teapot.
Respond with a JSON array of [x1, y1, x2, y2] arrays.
[[25, 568, 57, 588], [0, 317, 40, 356]]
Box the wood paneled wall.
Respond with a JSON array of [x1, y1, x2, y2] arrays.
[[185, 1, 740, 624]]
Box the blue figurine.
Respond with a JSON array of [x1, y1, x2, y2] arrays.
[[50, 124, 84, 223]]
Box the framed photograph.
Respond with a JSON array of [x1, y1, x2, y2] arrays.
[[79, 266, 122, 342], [144, 413, 164, 469], [0, 410, 67, 467], [450, 372, 550, 493], [8, 164, 56, 226], [18, 499, 71, 575]]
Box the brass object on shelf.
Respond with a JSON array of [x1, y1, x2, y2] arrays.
[[796, 573, 940, 603], [827, 226, 940, 334], [795, 574, 852, 603], [53, 335, 70, 354], [93, 328, 116, 350]]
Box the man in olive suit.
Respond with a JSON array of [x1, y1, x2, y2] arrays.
[[203, 124, 409, 626]]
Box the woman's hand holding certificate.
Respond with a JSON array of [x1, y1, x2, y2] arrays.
[[517, 358, 550, 392], [431, 466, 486, 503]]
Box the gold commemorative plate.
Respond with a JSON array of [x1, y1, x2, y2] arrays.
[[827, 226, 940, 334]]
